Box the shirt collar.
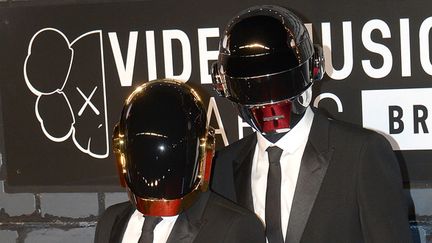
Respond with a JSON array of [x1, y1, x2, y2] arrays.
[[132, 209, 179, 222], [256, 107, 314, 154]]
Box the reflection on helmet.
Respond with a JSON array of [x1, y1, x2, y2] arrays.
[[211, 5, 324, 134], [113, 79, 215, 216]]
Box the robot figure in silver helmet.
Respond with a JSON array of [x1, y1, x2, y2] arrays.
[[211, 5, 411, 243], [212, 5, 324, 135]]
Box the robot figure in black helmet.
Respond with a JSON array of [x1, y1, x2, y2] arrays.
[[211, 5, 412, 243], [95, 79, 265, 243]]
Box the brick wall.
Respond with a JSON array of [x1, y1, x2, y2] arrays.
[[1, 155, 431, 242], [0, 150, 130, 243], [0, 187, 128, 242]]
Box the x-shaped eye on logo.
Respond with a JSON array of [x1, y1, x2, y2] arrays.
[[76, 86, 100, 116]]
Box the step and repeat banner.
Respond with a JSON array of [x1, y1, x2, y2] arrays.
[[0, 0, 431, 192]]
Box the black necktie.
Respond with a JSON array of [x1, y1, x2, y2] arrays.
[[265, 146, 284, 243], [138, 216, 162, 243]]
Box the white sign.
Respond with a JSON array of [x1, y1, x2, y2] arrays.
[[362, 88, 432, 150]]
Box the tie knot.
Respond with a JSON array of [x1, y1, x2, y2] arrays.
[[266, 146, 283, 164], [142, 216, 162, 232]]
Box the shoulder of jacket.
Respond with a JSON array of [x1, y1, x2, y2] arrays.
[[216, 133, 256, 155]]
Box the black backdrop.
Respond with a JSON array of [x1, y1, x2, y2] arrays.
[[1, 0, 431, 192]]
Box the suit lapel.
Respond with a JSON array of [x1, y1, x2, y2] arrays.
[[285, 111, 334, 243], [166, 191, 210, 243], [232, 134, 257, 211], [109, 203, 135, 243]]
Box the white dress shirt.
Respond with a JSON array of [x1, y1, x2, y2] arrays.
[[251, 107, 314, 241], [121, 210, 178, 243]]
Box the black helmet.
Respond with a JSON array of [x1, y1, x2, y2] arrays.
[[211, 5, 324, 134], [113, 79, 215, 216]]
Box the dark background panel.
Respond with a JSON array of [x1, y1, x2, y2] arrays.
[[0, 0, 431, 192]]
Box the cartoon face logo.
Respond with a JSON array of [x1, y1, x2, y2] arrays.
[[24, 28, 109, 159]]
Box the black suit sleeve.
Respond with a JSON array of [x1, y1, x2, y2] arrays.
[[222, 210, 266, 243], [94, 203, 124, 243], [94, 202, 131, 243], [357, 132, 412, 243], [197, 192, 266, 243], [94, 206, 115, 243]]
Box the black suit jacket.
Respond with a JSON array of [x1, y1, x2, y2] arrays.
[[94, 191, 265, 243], [211, 110, 412, 243]]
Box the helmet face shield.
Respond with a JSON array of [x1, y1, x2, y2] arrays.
[[222, 62, 312, 105], [114, 79, 215, 216], [125, 132, 200, 200], [122, 81, 205, 200]]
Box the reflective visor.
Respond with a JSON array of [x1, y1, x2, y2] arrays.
[[125, 134, 200, 200], [122, 83, 206, 200], [222, 62, 312, 105]]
